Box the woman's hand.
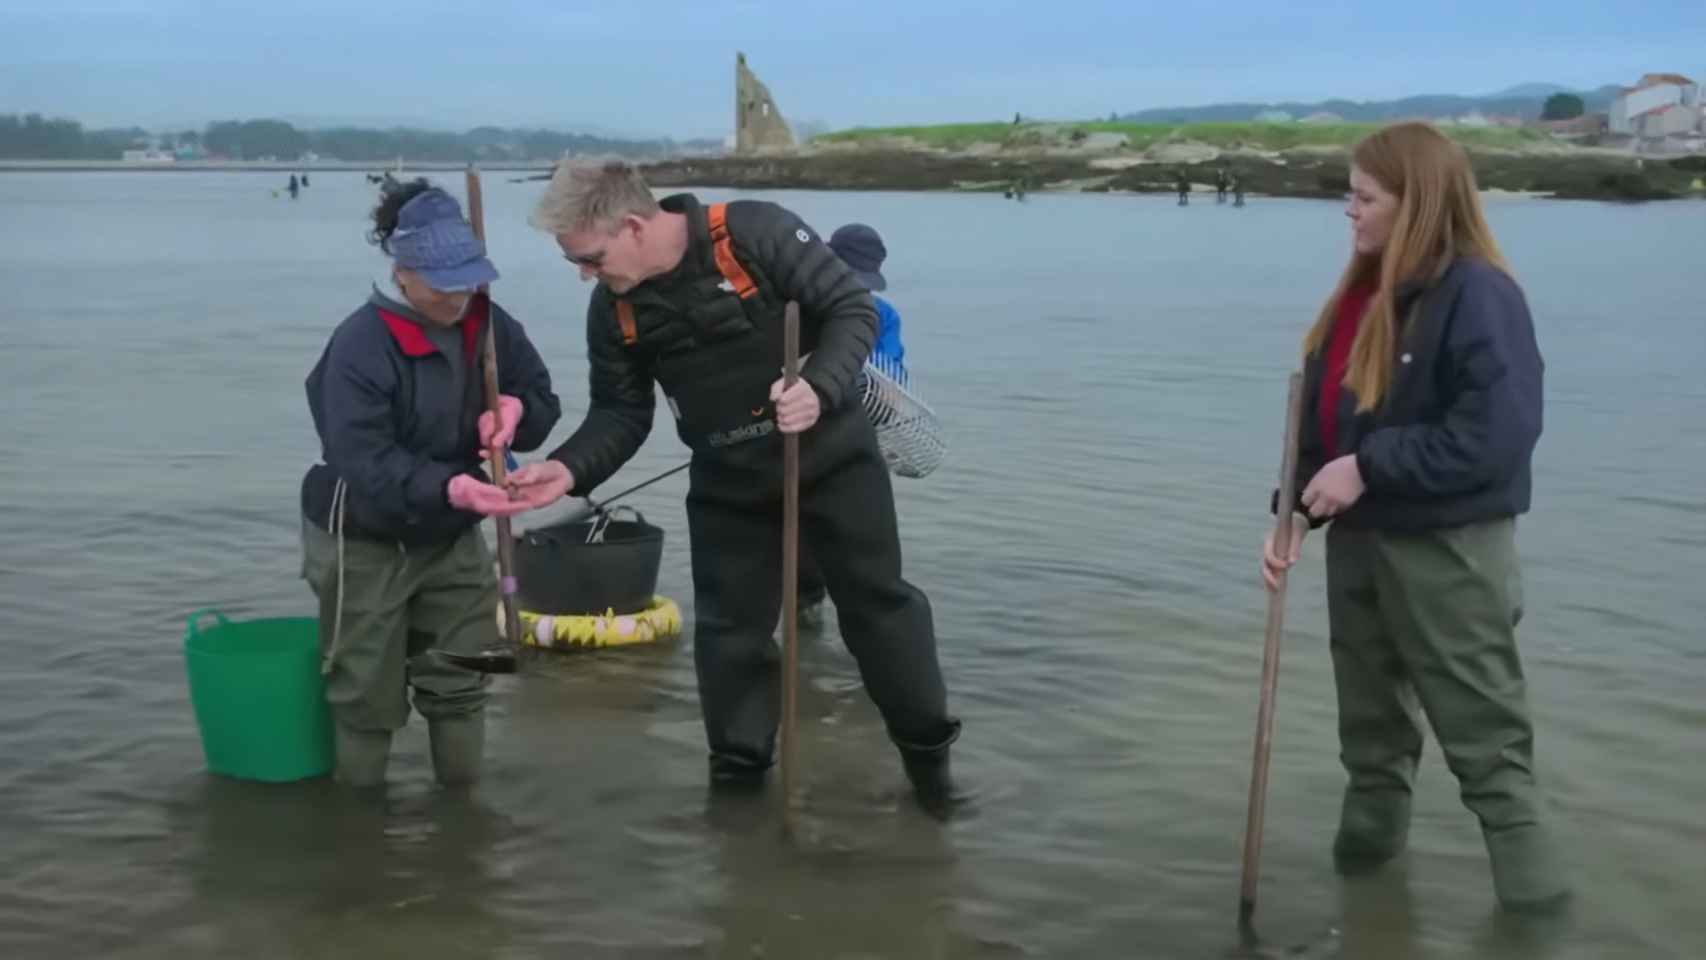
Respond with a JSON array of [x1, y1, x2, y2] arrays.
[[1261, 512, 1310, 592], [1300, 454, 1365, 520]]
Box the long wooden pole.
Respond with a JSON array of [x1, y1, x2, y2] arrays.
[[1239, 370, 1307, 929], [779, 302, 802, 827], [433, 165, 525, 675], [472, 167, 525, 670]]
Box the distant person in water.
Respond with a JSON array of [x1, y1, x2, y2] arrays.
[[828, 224, 905, 378], [299, 177, 561, 789], [1176, 170, 1190, 205], [288, 174, 300, 200], [794, 223, 908, 624]]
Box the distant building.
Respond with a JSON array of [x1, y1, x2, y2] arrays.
[[1456, 112, 1491, 127], [1299, 111, 1343, 125], [1610, 73, 1701, 136], [1638, 104, 1701, 139], [121, 149, 175, 164], [1253, 109, 1293, 123]]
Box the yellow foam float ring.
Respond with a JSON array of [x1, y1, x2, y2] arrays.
[[495, 595, 683, 651]]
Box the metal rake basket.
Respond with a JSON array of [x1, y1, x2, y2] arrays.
[[857, 355, 946, 479]]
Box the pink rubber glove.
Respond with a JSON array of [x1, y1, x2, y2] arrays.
[[447, 474, 529, 517], [478, 395, 524, 451]]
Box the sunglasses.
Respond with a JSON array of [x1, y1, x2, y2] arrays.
[[561, 221, 631, 269]]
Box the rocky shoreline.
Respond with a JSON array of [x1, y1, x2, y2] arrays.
[[639, 148, 1706, 203], [6, 147, 1700, 203]]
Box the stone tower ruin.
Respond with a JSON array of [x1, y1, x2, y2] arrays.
[[734, 52, 795, 155]]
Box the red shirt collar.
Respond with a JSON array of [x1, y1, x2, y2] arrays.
[[377, 292, 487, 361]]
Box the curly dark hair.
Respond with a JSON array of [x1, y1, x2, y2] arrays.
[[367, 176, 436, 253]]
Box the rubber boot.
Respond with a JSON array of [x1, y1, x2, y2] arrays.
[[708, 753, 770, 793], [428, 713, 484, 787], [1486, 823, 1571, 913], [334, 725, 392, 788], [1333, 788, 1411, 874], [897, 723, 964, 821]]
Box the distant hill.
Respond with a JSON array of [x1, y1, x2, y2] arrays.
[[1118, 84, 1625, 124], [1484, 82, 1574, 99]]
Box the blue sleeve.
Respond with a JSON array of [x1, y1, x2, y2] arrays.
[[872, 296, 905, 366]]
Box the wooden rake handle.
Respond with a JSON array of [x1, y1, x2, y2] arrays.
[[1239, 370, 1306, 927], [779, 301, 802, 827]]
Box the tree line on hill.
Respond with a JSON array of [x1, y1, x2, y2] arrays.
[[0, 113, 719, 161]]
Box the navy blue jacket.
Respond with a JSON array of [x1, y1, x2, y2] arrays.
[[1284, 256, 1544, 532], [301, 289, 561, 545]]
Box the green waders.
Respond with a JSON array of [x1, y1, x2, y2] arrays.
[[1324, 518, 1568, 910], [301, 514, 495, 788]]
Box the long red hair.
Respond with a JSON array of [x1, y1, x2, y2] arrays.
[[1304, 122, 1512, 411]]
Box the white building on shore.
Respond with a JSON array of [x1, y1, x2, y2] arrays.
[[1610, 73, 1701, 138]]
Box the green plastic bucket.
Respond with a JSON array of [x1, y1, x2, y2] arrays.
[[183, 609, 334, 782]]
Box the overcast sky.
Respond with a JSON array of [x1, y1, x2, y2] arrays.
[[2, 0, 1701, 137]]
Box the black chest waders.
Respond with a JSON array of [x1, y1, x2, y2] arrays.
[[614, 204, 962, 815]]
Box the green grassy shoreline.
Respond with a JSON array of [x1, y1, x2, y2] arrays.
[[812, 120, 1552, 153]]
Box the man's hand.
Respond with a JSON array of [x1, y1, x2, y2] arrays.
[[504, 459, 574, 510], [769, 377, 820, 434], [447, 474, 530, 518]]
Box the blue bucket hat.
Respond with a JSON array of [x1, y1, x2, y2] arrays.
[[387, 187, 499, 292], [828, 223, 887, 292]]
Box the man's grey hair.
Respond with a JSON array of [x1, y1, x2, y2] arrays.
[[528, 158, 661, 235]]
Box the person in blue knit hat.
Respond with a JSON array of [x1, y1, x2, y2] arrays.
[[794, 223, 909, 623], [828, 223, 906, 373]]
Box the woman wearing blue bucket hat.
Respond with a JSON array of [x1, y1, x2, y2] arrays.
[[298, 178, 561, 788]]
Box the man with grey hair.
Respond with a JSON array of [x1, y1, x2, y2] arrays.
[[505, 161, 962, 817]]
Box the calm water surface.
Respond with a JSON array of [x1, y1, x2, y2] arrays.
[[1, 172, 1702, 958]]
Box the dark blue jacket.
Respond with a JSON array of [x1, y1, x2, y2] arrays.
[[301, 289, 561, 545], [1285, 256, 1544, 532]]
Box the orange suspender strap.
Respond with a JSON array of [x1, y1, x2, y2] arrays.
[[706, 203, 759, 300], [615, 299, 637, 345]]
